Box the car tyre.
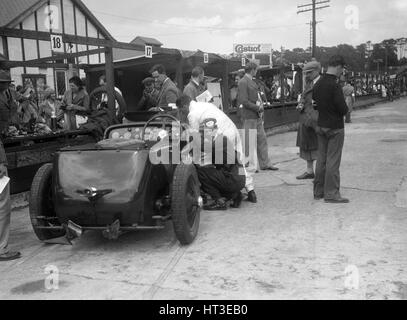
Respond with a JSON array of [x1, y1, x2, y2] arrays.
[[171, 163, 201, 245], [29, 163, 65, 241]]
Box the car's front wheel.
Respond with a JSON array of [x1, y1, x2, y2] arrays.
[[29, 163, 65, 241], [171, 164, 201, 245]]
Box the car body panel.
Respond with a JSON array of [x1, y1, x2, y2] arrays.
[[53, 149, 169, 226]]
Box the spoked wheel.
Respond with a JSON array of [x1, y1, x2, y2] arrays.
[[29, 163, 65, 241], [89, 85, 127, 122], [171, 164, 201, 245]]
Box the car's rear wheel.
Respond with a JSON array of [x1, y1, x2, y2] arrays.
[[29, 163, 65, 241], [171, 164, 201, 245]]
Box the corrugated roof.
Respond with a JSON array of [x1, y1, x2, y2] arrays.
[[113, 48, 145, 62], [0, 0, 42, 27], [131, 36, 163, 47]]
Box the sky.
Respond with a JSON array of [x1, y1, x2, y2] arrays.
[[82, 0, 407, 54]]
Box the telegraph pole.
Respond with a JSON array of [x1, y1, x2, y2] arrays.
[[297, 0, 330, 58], [307, 20, 322, 54]]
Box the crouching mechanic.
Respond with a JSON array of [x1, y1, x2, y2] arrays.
[[176, 95, 258, 206], [195, 120, 246, 210]]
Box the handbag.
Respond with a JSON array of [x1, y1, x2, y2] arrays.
[[304, 108, 319, 129]]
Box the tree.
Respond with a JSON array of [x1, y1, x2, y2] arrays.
[[264, 38, 402, 72], [368, 39, 398, 72], [400, 57, 407, 66]]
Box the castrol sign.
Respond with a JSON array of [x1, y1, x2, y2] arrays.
[[233, 43, 272, 55]]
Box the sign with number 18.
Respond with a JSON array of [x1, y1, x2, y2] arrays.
[[50, 34, 64, 53]]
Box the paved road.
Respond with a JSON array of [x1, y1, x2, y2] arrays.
[[1, 99, 407, 300]]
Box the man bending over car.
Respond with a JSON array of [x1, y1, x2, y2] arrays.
[[176, 95, 258, 209]]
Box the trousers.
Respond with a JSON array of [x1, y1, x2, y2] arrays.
[[243, 118, 271, 171], [314, 128, 345, 200], [197, 165, 246, 201]]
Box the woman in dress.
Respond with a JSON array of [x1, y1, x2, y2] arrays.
[[62, 76, 90, 130], [296, 61, 321, 180]]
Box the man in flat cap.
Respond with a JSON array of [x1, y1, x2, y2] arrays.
[[312, 55, 349, 204], [0, 70, 21, 261], [136, 77, 159, 111], [296, 60, 321, 180]]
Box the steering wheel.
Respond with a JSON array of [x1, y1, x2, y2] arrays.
[[141, 113, 180, 141]]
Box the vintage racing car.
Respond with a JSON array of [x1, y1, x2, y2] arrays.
[[28, 112, 202, 245]]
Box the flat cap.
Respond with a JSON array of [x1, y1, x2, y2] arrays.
[[303, 61, 321, 73]]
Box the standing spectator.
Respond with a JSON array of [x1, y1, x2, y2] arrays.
[[5, 83, 20, 127], [183, 66, 205, 101], [312, 55, 349, 204], [16, 84, 38, 132], [237, 62, 278, 179], [150, 64, 180, 109], [296, 61, 321, 180], [230, 72, 243, 109], [36, 78, 50, 107], [0, 70, 21, 261], [61, 76, 90, 130], [341, 78, 355, 124], [38, 88, 64, 128]]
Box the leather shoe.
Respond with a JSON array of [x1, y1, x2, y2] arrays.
[[204, 200, 227, 211], [297, 172, 315, 180], [247, 190, 257, 203], [261, 166, 279, 171], [0, 251, 21, 262], [230, 192, 243, 208], [324, 198, 350, 204], [314, 195, 324, 200]]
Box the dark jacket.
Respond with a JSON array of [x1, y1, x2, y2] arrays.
[[157, 78, 180, 108], [237, 75, 261, 120], [0, 92, 11, 135], [136, 89, 159, 111], [183, 80, 204, 101], [313, 74, 349, 129], [62, 88, 90, 116], [0, 91, 10, 165]]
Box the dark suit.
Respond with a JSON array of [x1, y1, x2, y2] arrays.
[[237, 75, 261, 120], [183, 80, 204, 101], [237, 74, 272, 170], [157, 78, 180, 109]]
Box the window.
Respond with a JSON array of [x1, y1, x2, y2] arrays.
[[22, 74, 47, 105], [55, 70, 67, 98]]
